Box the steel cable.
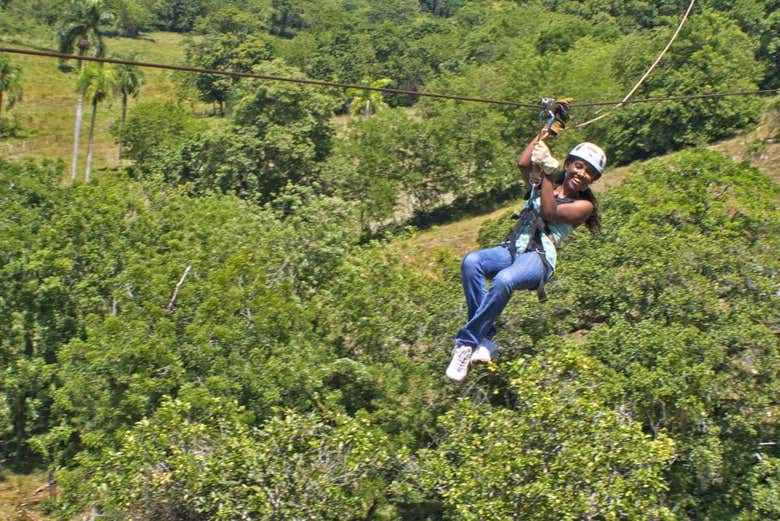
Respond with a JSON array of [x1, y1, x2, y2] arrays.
[[0, 45, 777, 111]]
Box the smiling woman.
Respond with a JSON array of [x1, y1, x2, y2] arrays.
[[445, 135, 607, 382]]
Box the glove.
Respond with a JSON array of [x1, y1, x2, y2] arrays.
[[548, 97, 574, 135], [531, 141, 559, 175]]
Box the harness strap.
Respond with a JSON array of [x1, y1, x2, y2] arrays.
[[501, 203, 551, 303]]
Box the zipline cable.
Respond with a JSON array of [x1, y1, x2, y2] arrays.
[[572, 89, 780, 107], [574, 0, 697, 128], [0, 46, 541, 108], [0, 45, 777, 110]]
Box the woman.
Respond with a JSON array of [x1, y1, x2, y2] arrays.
[[445, 137, 606, 382]]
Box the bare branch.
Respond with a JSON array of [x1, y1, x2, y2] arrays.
[[164, 265, 191, 316]]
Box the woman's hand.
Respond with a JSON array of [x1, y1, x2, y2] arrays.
[[531, 141, 559, 175]]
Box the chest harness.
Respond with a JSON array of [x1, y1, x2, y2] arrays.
[[500, 183, 551, 303]]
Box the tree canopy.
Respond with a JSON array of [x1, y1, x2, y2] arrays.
[[0, 0, 778, 519]]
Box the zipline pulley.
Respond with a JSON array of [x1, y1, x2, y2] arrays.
[[538, 97, 574, 138]]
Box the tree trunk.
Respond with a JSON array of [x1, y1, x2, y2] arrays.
[[71, 90, 85, 181], [71, 55, 89, 182], [119, 94, 127, 158], [85, 96, 98, 183]]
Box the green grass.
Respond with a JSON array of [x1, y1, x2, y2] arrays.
[[0, 31, 187, 179]]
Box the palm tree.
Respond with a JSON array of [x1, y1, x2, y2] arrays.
[[0, 54, 23, 118], [77, 62, 117, 182], [348, 77, 392, 118], [57, 0, 113, 181], [112, 52, 144, 158]]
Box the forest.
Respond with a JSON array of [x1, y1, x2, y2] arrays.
[[0, 0, 778, 519]]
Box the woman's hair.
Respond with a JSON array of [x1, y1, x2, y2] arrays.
[[579, 187, 600, 232]]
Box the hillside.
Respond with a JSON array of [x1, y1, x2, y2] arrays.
[[401, 102, 780, 263], [0, 31, 188, 173]]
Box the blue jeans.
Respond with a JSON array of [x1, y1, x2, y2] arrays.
[[455, 246, 548, 347]]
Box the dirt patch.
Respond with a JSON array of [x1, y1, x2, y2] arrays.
[[706, 107, 780, 189], [0, 472, 55, 521]]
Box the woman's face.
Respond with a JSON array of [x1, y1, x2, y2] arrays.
[[564, 158, 597, 191]]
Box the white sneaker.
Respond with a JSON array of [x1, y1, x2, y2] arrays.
[[445, 344, 473, 382], [471, 339, 498, 364]]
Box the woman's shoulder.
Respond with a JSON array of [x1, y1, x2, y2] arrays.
[[555, 187, 596, 203]]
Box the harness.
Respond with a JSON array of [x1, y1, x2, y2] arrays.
[[500, 97, 574, 303], [501, 184, 551, 303]]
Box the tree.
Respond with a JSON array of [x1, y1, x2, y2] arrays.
[[419, 0, 466, 17], [105, 0, 152, 37], [57, 0, 114, 181], [182, 6, 274, 114], [0, 54, 22, 117], [412, 344, 676, 521], [268, 0, 307, 38], [77, 62, 117, 182], [347, 77, 392, 118], [151, 0, 209, 32], [157, 60, 338, 203], [58, 397, 398, 520], [0, 160, 71, 468], [603, 9, 764, 163], [759, 9, 780, 88], [115, 100, 200, 168], [112, 52, 144, 158], [183, 32, 273, 115]]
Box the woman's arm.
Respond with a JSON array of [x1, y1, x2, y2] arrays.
[[517, 134, 543, 187], [538, 174, 593, 226]]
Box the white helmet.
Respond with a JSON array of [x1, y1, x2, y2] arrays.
[[568, 142, 607, 175]]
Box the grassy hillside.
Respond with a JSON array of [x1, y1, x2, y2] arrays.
[[0, 31, 187, 177]]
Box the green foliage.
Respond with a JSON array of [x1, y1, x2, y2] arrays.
[[112, 53, 144, 100], [150, 0, 210, 32], [758, 8, 780, 89], [0, 54, 23, 116], [1, 1, 64, 29], [182, 12, 274, 113], [57, 0, 114, 59], [3, 1, 780, 519], [105, 0, 153, 36], [60, 396, 400, 520], [347, 77, 392, 117], [155, 60, 338, 202], [77, 63, 116, 105], [414, 343, 675, 521], [604, 9, 765, 163], [115, 100, 202, 167], [0, 159, 69, 467], [419, 0, 465, 18], [332, 98, 515, 231]]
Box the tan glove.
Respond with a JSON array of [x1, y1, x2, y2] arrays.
[[548, 97, 574, 136], [531, 141, 559, 175]]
